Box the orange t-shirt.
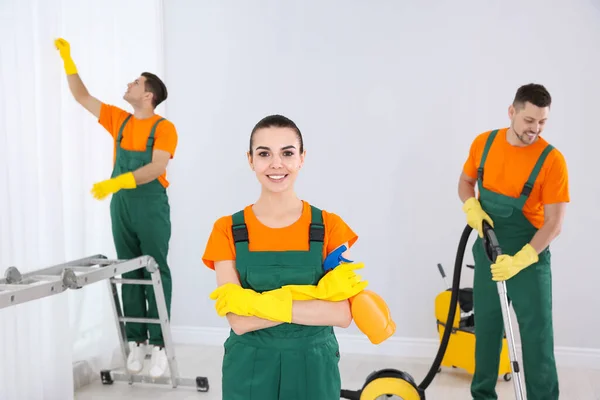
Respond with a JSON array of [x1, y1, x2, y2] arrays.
[[463, 128, 570, 228], [202, 201, 359, 270], [98, 103, 178, 188]]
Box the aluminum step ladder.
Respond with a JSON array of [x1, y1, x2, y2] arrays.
[[0, 254, 209, 393]]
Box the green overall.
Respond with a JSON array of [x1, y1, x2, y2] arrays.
[[470, 130, 559, 400], [221, 205, 342, 400], [109, 114, 172, 346]]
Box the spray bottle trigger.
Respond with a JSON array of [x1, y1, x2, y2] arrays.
[[323, 245, 352, 272]]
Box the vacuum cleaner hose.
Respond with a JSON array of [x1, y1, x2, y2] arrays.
[[417, 223, 473, 391], [340, 389, 359, 400]]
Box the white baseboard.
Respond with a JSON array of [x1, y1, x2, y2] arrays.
[[171, 325, 600, 370]]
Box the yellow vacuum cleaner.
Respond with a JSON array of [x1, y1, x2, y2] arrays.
[[340, 221, 525, 400], [434, 262, 512, 381]]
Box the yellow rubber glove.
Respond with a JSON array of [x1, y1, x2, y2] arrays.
[[54, 38, 78, 75], [462, 197, 494, 238], [209, 283, 293, 323], [491, 244, 538, 281], [282, 262, 368, 301], [91, 172, 137, 200]]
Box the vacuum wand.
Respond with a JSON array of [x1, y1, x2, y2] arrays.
[[481, 220, 525, 400]]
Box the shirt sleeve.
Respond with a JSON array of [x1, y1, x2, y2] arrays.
[[323, 211, 359, 255], [202, 216, 236, 270], [154, 120, 178, 158], [541, 149, 570, 204], [98, 103, 129, 139], [462, 135, 481, 179]]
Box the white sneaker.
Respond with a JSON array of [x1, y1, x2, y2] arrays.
[[127, 342, 146, 374], [149, 346, 169, 378]]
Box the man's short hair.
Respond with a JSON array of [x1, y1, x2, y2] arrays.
[[513, 83, 551, 109], [142, 72, 168, 108]]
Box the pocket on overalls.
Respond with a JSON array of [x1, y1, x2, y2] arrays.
[[246, 266, 317, 292], [221, 337, 256, 399], [127, 157, 147, 172], [306, 335, 342, 399], [483, 202, 514, 218], [534, 247, 551, 271]]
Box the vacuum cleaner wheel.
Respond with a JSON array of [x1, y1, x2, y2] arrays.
[[359, 369, 422, 400]]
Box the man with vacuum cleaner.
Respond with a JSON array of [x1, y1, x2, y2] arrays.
[[458, 83, 569, 400]]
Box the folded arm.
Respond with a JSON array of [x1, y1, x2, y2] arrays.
[[214, 260, 352, 335], [214, 260, 283, 335], [291, 299, 352, 328], [290, 242, 352, 327]]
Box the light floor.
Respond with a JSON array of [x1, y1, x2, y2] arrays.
[[75, 344, 600, 399]]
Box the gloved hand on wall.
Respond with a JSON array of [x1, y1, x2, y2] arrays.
[[462, 197, 494, 238], [54, 38, 78, 75], [209, 283, 293, 323]]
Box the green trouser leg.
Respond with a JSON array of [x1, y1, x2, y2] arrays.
[[221, 333, 341, 400], [471, 241, 558, 400], [137, 194, 172, 346], [507, 253, 558, 400], [110, 192, 172, 346], [111, 194, 148, 343]]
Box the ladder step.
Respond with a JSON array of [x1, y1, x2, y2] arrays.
[[32, 275, 65, 282], [0, 284, 24, 292], [89, 258, 123, 265], [119, 317, 163, 324], [0, 256, 158, 310], [110, 278, 153, 285], [0, 273, 63, 289], [68, 266, 102, 273]]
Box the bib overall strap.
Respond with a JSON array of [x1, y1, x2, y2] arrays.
[[308, 205, 325, 256], [147, 118, 165, 150], [231, 210, 249, 249], [116, 114, 133, 144], [515, 144, 555, 209], [231, 205, 325, 255], [476, 129, 499, 193]]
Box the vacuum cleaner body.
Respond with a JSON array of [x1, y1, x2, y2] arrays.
[[434, 286, 512, 380]]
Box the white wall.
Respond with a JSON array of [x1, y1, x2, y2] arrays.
[[162, 0, 600, 361]]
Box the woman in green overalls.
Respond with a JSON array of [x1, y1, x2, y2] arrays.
[[202, 114, 367, 400]]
